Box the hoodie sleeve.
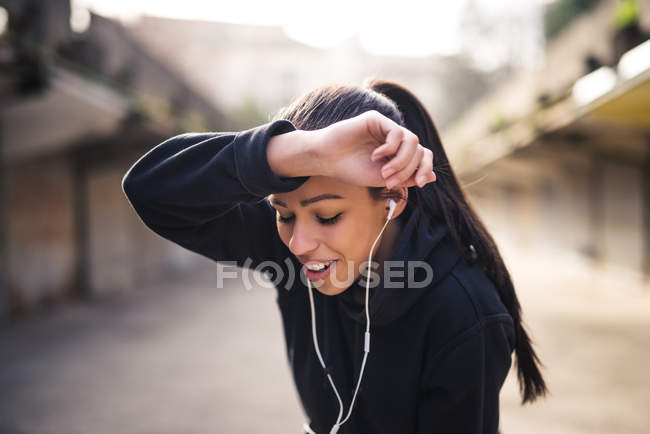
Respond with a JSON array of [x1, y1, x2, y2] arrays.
[[121, 119, 309, 269], [416, 319, 514, 434]]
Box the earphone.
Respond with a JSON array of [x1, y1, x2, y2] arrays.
[[303, 198, 397, 434], [387, 198, 397, 220]]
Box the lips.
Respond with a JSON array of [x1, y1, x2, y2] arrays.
[[302, 260, 337, 280]]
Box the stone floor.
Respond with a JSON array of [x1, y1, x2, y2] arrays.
[[499, 250, 650, 434], [0, 270, 305, 434]]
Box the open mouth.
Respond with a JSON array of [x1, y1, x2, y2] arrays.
[[303, 260, 337, 279], [318, 262, 333, 271]]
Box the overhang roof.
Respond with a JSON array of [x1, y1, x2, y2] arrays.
[[446, 62, 650, 176]]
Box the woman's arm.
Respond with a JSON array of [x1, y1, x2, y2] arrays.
[[267, 128, 319, 178], [416, 319, 515, 434], [122, 112, 436, 271], [121, 119, 316, 269]]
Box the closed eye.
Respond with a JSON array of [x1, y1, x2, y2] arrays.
[[277, 212, 343, 225]]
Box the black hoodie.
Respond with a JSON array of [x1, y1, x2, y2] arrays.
[[121, 119, 516, 434]]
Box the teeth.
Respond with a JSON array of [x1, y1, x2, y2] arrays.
[[306, 261, 332, 271]]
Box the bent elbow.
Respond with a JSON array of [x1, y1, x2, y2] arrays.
[[121, 166, 153, 216], [121, 171, 140, 204]]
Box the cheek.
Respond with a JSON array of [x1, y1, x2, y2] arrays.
[[274, 216, 376, 260], [335, 222, 372, 263]]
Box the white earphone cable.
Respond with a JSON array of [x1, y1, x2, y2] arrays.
[[304, 199, 395, 434]]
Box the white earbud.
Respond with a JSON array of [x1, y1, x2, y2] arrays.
[[387, 199, 397, 220]]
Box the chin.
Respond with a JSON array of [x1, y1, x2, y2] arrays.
[[313, 282, 348, 296]]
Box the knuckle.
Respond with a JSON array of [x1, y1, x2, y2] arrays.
[[396, 170, 409, 182], [364, 110, 382, 123], [411, 148, 423, 165]]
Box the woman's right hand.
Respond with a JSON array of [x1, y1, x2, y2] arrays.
[[310, 110, 436, 189]]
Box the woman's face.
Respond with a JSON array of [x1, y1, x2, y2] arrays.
[[268, 176, 390, 295]]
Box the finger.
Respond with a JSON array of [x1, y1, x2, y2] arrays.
[[381, 130, 419, 180], [389, 167, 434, 190], [371, 126, 403, 162], [398, 173, 419, 188], [393, 167, 427, 188], [383, 129, 419, 174], [387, 166, 436, 190], [414, 148, 436, 187], [370, 146, 386, 162], [385, 145, 423, 189]]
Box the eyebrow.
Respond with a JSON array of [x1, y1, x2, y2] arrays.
[[269, 194, 344, 208]]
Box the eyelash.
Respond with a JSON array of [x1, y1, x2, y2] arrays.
[[277, 212, 343, 225]]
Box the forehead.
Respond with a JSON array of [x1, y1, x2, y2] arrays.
[[269, 176, 370, 205]]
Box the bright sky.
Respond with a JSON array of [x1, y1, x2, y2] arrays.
[[72, 0, 551, 58]]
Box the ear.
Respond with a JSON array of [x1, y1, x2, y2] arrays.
[[386, 186, 408, 219]]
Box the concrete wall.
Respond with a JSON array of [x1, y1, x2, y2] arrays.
[[87, 162, 202, 297], [600, 161, 644, 272], [5, 156, 77, 310], [3, 148, 211, 315], [464, 144, 647, 278]]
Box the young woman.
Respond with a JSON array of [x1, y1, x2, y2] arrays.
[[122, 78, 547, 433]]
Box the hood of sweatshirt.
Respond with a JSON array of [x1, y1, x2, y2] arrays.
[[336, 202, 463, 326]]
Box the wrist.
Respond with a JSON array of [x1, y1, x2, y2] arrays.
[[267, 128, 322, 178]]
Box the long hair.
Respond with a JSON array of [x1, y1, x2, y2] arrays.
[[272, 78, 548, 404]]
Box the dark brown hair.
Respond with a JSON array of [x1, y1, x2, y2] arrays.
[[272, 78, 548, 404]]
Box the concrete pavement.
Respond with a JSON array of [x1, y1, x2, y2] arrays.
[[1, 252, 649, 434]]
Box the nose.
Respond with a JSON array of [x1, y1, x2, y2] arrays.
[[288, 219, 319, 257]]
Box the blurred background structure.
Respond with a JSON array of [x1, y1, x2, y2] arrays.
[[1, 0, 649, 433], [447, 0, 650, 279], [0, 0, 227, 317]]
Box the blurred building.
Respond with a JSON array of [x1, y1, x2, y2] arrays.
[[126, 15, 499, 129], [0, 0, 227, 318], [444, 0, 650, 280]]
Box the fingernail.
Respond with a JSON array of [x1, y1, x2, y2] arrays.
[[382, 167, 395, 178], [386, 178, 397, 189]]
